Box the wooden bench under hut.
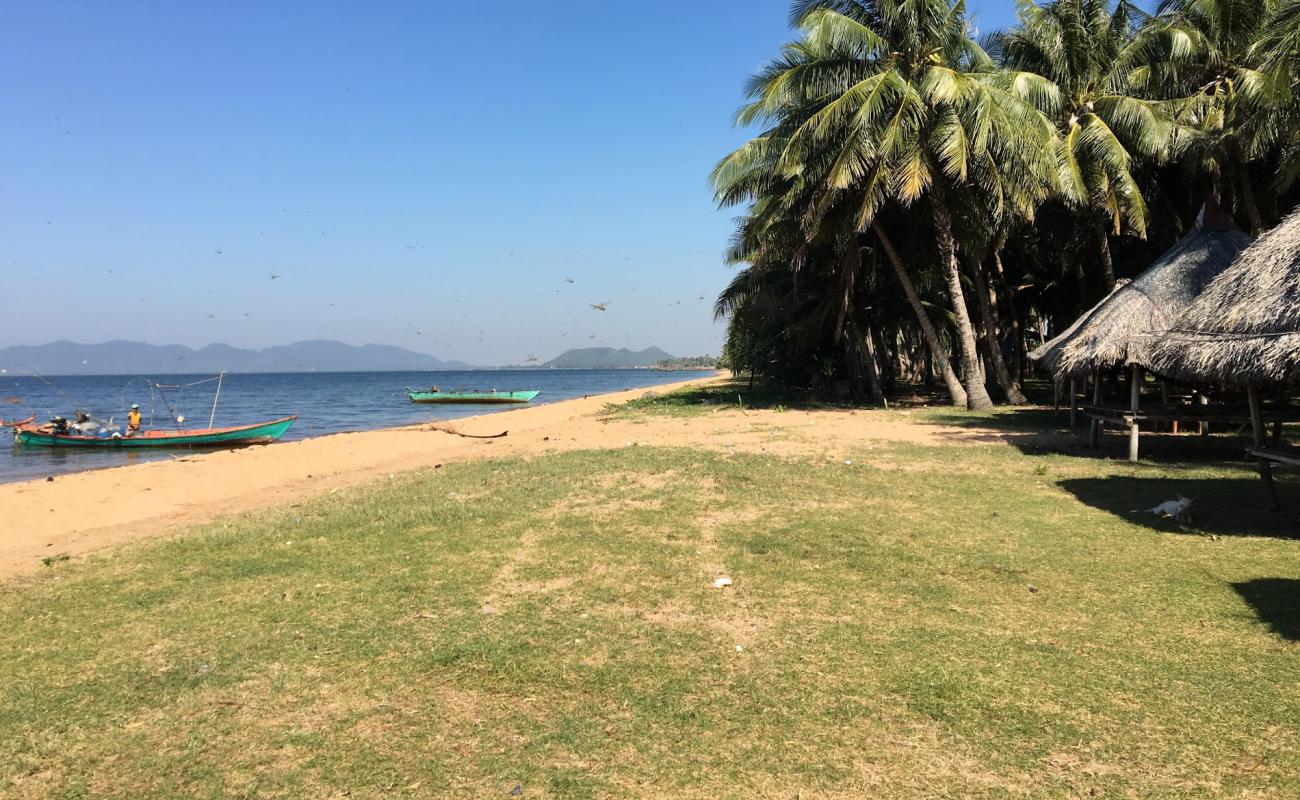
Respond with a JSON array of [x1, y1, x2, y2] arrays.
[[1031, 204, 1252, 460], [1152, 206, 1300, 510]]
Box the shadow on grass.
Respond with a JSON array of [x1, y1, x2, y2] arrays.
[[1058, 475, 1300, 539], [922, 407, 1268, 463], [1231, 579, 1300, 641]]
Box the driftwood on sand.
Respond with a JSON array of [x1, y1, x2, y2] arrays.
[[427, 424, 508, 439]]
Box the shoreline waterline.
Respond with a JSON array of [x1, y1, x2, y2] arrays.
[[0, 373, 728, 579], [0, 369, 716, 484]]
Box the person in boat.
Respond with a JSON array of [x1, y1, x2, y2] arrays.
[[126, 404, 142, 436], [430, 385, 440, 393]]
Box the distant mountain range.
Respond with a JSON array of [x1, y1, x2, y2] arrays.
[[0, 340, 472, 375], [538, 347, 673, 369]]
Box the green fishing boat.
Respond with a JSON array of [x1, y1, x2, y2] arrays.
[[407, 389, 540, 405], [13, 416, 296, 448]]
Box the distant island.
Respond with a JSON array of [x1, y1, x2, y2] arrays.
[[0, 340, 472, 375], [537, 347, 674, 370], [653, 355, 718, 371]]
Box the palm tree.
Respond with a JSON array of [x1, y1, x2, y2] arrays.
[[713, 130, 967, 404], [1255, 0, 1300, 192], [995, 0, 1171, 291], [732, 0, 1057, 409], [1139, 0, 1279, 234]]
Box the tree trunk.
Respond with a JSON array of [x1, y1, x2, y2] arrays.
[[969, 255, 1028, 403], [927, 184, 994, 410], [854, 320, 887, 406], [1234, 157, 1264, 236], [1094, 220, 1117, 291], [990, 251, 1025, 380], [871, 221, 968, 407]]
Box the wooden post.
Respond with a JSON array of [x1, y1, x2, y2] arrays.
[[1248, 383, 1280, 512], [1068, 378, 1077, 427], [1160, 381, 1172, 433], [1248, 383, 1266, 446], [1272, 387, 1286, 446], [1128, 364, 1142, 462], [1198, 393, 1209, 436], [1089, 369, 1103, 448]]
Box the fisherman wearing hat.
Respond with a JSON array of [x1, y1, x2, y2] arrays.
[[126, 403, 142, 436]]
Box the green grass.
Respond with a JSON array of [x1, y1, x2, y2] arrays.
[[602, 381, 861, 420], [2, 409, 1299, 797]]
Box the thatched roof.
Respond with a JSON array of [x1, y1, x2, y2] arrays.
[[1033, 223, 1251, 380], [1151, 207, 1300, 385], [1028, 279, 1128, 378]]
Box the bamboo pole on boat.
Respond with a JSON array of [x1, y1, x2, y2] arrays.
[[208, 372, 225, 430]]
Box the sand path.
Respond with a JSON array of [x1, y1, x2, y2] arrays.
[[0, 375, 1001, 579]]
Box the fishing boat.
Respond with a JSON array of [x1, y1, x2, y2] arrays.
[[12, 416, 296, 448], [407, 389, 540, 405], [9, 372, 297, 449]]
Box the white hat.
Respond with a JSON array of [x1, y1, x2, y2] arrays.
[[131, 403, 139, 409]]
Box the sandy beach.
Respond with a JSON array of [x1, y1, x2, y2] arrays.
[[0, 374, 1003, 580]]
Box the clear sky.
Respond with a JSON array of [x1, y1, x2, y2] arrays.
[[1, 1, 1021, 366]]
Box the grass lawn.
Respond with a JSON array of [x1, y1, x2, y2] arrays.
[[2, 392, 1299, 798]]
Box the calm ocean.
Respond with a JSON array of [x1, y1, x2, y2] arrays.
[[0, 369, 703, 484]]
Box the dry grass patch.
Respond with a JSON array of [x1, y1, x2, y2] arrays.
[[2, 439, 1299, 797]]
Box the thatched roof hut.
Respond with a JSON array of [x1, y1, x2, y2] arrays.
[[1033, 220, 1251, 381], [1151, 207, 1300, 385], [1029, 279, 1128, 378]]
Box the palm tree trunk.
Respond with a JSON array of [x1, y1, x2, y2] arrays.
[[1234, 156, 1264, 236], [990, 251, 1025, 380], [1094, 220, 1117, 291], [851, 318, 887, 406], [927, 184, 994, 410], [969, 255, 1028, 404], [870, 221, 967, 407]]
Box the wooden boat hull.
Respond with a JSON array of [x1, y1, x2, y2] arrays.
[[13, 416, 296, 448], [407, 390, 539, 405]]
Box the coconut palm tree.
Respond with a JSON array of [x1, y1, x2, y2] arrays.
[[1138, 0, 1280, 234], [995, 0, 1172, 291], [713, 127, 969, 404], [1255, 0, 1300, 191], [712, 122, 972, 406], [731, 0, 1057, 409]]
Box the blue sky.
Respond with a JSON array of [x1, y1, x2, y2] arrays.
[[1, 1, 1021, 365]]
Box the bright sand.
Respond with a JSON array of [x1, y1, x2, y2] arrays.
[[0, 374, 994, 580]]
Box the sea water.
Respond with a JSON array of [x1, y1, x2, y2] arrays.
[[0, 369, 703, 483]]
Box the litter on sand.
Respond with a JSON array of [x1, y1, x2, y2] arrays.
[[712, 576, 733, 589]]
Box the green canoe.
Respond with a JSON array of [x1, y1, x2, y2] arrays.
[[407, 389, 540, 405], [13, 416, 296, 448]]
